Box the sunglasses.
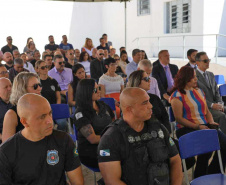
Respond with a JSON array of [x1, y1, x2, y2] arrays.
[[40, 66, 48, 70], [142, 77, 150, 82], [99, 53, 104, 56], [93, 86, 101, 93], [0, 71, 9, 75], [58, 61, 66, 65], [28, 83, 42, 90], [198, 59, 211, 63]]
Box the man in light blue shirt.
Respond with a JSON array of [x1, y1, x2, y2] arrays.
[[126, 49, 141, 78]]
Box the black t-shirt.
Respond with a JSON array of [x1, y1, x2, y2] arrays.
[[45, 44, 59, 51], [65, 62, 73, 69], [98, 119, 178, 163], [30, 59, 37, 68], [74, 101, 114, 158], [4, 64, 13, 70], [10, 105, 24, 133], [0, 98, 12, 134], [1, 45, 18, 54], [41, 77, 61, 104], [97, 45, 110, 52], [0, 130, 81, 185]]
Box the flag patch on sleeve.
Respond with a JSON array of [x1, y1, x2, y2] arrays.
[[100, 149, 110, 156]]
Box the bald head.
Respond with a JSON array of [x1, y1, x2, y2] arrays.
[[3, 52, 13, 65], [17, 93, 49, 119], [0, 77, 12, 102]]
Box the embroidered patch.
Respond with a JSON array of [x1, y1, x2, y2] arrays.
[[75, 112, 83, 120], [151, 131, 157, 138], [73, 148, 78, 157], [47, 150, 59, 165], [51, 85, 55, 91], [169, 137, 175, 146], [158, 129, 164, 139], [128, 135, 135, 143], [100, 149, 110, 156], [141, 133, 152, 141]]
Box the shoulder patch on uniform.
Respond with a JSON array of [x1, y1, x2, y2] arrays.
[[73, 148, 78, 157], [75, 112, 83, 120], [100, 149, 110, 156], [169, 137, 175, 146]]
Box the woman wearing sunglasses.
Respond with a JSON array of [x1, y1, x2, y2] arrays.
[[2, 72, 42, 142], [127, 70, 171, 133], [74, 79, 114, 168], [99, 57, 124, 118], [78, 51, 91, 78]]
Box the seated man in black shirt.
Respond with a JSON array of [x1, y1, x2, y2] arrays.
[[98, 87, 183, 185], [0, 93, 84, 185], [1, 36, 18, 54], [30, 50, 41, 68], [2, 52, 14, 70], [0, 78, 12, 144], [97, 37, 109, 52], [45, 35, 59, 56]]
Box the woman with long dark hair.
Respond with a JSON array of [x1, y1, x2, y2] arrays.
[[79, 51, 91, 78], [74, 79, 114, 168], [119, 50, 129, 72]]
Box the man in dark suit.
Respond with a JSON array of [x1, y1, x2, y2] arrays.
[[195, 51, 226, 134], [184, 49, 198, 68], [152, 50, 179, 102]]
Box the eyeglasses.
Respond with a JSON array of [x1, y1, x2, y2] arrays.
[[93, 86, 101, 93], [28, 83, 42, 90], [0, 71, 9, 75], [69, 53, 74, 55], [40, 66, 48, 70], [58, 61, 66, 65], [115, 58, 120, 61], [198, 59, 211, 63], [142, 77, 150, 82], [99, 53, 104, 56]]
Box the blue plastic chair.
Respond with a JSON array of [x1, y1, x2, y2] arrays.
[[50, 104, 73, 134], [179, 130, 226, 185], [99, 98, 117, 119], [215, 75, 225, 85], [219, 84, 226, 96]]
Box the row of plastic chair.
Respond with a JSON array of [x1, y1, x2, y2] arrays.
[[215, 75, 225, 85]]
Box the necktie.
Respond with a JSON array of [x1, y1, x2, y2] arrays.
[[203, 72, 210, 87], [164, 66, 174, 91]]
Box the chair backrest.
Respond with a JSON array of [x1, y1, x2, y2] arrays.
[[179, 130, 220, 159], [51, 104, 70, 120], [99, 98, 116, 111], [169, 106, 175, 122], [215, 75, 225, 85], [219, 84, 226, 96]]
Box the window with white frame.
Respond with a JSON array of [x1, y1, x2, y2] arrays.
[[165, 0, 191, 33], [138, 0, 150, 16]]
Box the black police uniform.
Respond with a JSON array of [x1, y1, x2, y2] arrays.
[[98, 119, 178, 185]]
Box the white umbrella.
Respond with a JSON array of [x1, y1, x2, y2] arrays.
[[51, 0, 131, 47]]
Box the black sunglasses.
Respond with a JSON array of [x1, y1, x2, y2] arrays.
[[142, 77, 150, 82], [99, 53, 104, 56], [58, 61, 66, 65], [28, 83, 42, 90], [93, 86, 101, 93], [198, 59, 211, 63], [40, 66, 48, 70]]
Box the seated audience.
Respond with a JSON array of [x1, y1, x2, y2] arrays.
[[90, 49, 105, 82], [97, 37, 109, 52], [127, 70, 171, 133], [99, 57, 124, 118], [140, 50, 148, 60], [2, 72, 42, 142], [79, 51, 91, 78], [21, 53, 36, 73], [90, 48, 98, 60], [0, 94, 84, 185], [81, 38, 94, 57], [184, 49, 198, 68], [65, 49, 76, 69], [73, 79, 114, 168], [44, 35, 59, 56], [119, 50, 129, 72], [74, 49, 81, 63], [0, 64, 9, 78], [0, 51, 3, 62], [126, 49, 141, 78], [102, 33, 112, 50], [9, 58, 29, 83], [170, 66, 226, 178], [68, 64, 86, 110], [120, 46, 133, 62], [113, 54, 126, 77], [30, 50, 41, 68], [152, 50, 179, 102], [12, 49, 20, 59], [0, 78, 12, 144], [23, 37, 33, 53], [59, 35, 74, 56], [109, 48, 116, 58], [48, 55, 73, 98], [44, 54, 54, 70], [97, 87, 182, 185], [26, 41, 38, 61], [2, 52, 14, 70], [138, 59, 160, 98], [1, 36, 18, 54]]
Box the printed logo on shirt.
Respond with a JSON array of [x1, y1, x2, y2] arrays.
[[158, 129, 164, 139], [75, 112, 83, 120], [47, 150, 59, 165], [169, 137, 175, 146], [73, 148, 78, 157], [100, 149, 110, 156], [51, 85, 55, 91]]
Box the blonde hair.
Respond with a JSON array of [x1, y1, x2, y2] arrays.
[[84, 38, 94, 49], [10, 72, 40, 105]]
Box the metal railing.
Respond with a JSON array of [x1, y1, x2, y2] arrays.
[[132, 34, 226, 63]]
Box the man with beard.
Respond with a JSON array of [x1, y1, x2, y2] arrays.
[[1, 36, 18, 54], [2, 52, 14, 70], [44, 35, 59, 56], [184, 49, 198, 69], [30, 50, 41, 68]]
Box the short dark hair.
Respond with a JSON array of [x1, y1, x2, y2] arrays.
[[195, 52, 207, 61], [104, 57, 116, 66], [132, 49, 141, 57], [71, 64, 85, 94], [53, 55, 63, 62], [44, 54, 52, 61], [49, 35, 53, 38], [14, 58, 24, 65], [99, 37, 104, 42], [102, 33, 107, 37], [158, 50, 168, 58], [187, 49, 198, 57], [120, 47, 125, 52]]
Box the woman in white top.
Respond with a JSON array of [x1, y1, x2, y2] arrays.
[[119, 50, 130, 71], [99, 58, 124, 118], [79, 51, 91, 78], [81, 38, 94, 57], [20, 53, 36, 73]]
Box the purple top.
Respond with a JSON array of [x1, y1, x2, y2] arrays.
[[48, 67, 73, 91]]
